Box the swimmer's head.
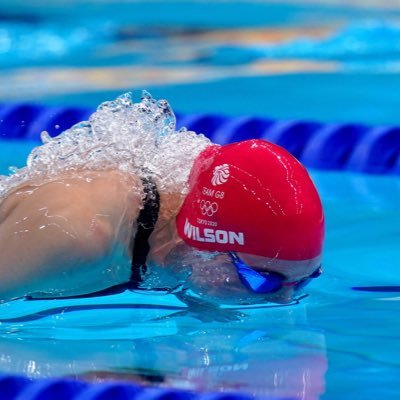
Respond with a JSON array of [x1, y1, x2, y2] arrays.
[[174, 139, 324, 304]]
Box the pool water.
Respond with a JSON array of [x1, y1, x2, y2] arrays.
[[0, 139, 399, 400], [1, 1, 400, 399], [1, 1, 400, 125]]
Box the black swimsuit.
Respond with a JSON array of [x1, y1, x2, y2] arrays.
[[129, 176, 160, 288], [26, 177, 160, 300]]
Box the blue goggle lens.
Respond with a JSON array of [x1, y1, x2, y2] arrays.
[[229, 252, 322, 295], [229, 252, 285, 294]]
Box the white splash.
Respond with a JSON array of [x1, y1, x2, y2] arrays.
[[0, 91, 211, 198]]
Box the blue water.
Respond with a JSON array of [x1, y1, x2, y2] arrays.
[[1, 1, 400, 125], [1, 1, 400, 399]]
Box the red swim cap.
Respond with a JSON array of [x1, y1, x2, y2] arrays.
[[176, 139, 324, 261]]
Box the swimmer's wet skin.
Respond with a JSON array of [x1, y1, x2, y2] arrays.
[[0, 92, 324, 306]]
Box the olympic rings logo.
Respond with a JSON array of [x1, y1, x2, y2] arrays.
[[200, 200, 219, 216]]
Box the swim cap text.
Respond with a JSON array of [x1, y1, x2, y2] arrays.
[[184, 219, 244, 245], [202, 187, 225, 199]]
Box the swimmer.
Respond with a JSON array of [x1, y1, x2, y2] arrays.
[[0, 92, 324, 305]]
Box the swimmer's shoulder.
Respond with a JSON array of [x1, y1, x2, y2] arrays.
[[0, 170, 143, 227]]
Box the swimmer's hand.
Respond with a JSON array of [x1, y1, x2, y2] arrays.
[[154, 291, 246, 322]]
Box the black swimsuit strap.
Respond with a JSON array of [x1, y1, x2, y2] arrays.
[[129, 177, 160, 287], [26, 176, 160, 300]]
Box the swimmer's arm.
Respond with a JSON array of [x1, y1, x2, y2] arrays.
[[0, 189, 112, 301], [0, 172, 141, 301]]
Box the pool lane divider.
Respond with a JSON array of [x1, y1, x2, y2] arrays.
[[0, 103, 399, 175], [0, 375, 262, 400]]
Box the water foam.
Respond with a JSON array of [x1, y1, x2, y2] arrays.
[[0, 91, 211, 198]]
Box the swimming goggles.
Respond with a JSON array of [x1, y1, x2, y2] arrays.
[[228, 252, 322, 294]]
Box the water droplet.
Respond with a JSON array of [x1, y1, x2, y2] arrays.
[[40, 131, 52, 144]]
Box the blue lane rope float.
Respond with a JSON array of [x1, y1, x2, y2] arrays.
[[0, 375, 265, 400], [0, 103, 399, 174]]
